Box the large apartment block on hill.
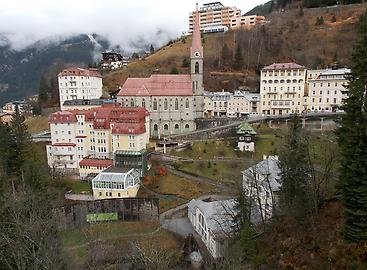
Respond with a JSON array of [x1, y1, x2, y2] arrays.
[[189, 2, 265, 33], [260, 62, 307, 115], [118, 4, 204, 138], [46, 103, 149, 174], [58, 67, 103, 110]]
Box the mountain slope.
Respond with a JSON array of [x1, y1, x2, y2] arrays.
[[103, 3, 366, 93], [0, 34, 109, 105]]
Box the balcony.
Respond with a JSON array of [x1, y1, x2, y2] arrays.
[[270, 100, 292, 109]]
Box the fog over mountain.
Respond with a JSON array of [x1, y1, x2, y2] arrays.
[[0, 0, 267, 52]]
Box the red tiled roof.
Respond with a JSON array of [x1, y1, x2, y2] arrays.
[[50, 104, 149, 129], [112, 122, 146, 135], [117, 74, 193, 97], [79, 159, 113, 168], [48, 111, 77, 123], [58, 67, 102, 78], [263, 62, 305, 70], [52, 143, 76, 147]]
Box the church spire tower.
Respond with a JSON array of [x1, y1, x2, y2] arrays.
[[191, 3, 204, 96]]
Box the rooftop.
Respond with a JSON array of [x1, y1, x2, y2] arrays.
[[263, 62, 305, 71], [117, 74, 193, 97], [237, 122, 257, 135], [188, 199, 237, 239], [58, 67, 102, 78], [242, 155, 281, 192]]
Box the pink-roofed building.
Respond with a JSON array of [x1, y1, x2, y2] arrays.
[[46, 103, 149, 174], [260, 62, 307, 115], [117, 4, 204, 138]]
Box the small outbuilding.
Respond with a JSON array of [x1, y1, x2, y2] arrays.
[[236, 122, 257, 152]]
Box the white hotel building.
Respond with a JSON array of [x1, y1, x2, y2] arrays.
[[260, 63, 306, 115], [305, 67, 350, 112], [58, 68, 103, 110]]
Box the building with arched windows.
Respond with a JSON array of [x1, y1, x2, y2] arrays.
[[117, 5, 204, 138]]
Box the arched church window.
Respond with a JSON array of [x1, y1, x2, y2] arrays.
[[175, 99, 179, 110], [153, 99, 158, 110], [195, 62, 200, 74], [185, 98, 190, 109], [164, 99, 168, 110], [142, 99, 146, 108]]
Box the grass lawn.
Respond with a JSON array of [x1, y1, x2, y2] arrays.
[[61, 221, 181, 268], [150, 173, 215, 199], [61, 221, 159, 248], [175, 160, 254, 185], [51, 178, 92, 195], [25, 115, 49, 134], [144, 172, 216, 212], [172, 139, 244, 160]]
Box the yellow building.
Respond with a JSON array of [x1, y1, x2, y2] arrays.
[[79, 158, 113, 180], [91, 167, 141, 200]]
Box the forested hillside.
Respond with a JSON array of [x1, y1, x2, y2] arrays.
[[104, 3, 366, 92]]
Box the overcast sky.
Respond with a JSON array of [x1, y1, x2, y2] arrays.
[[0, 0, 268, 51]]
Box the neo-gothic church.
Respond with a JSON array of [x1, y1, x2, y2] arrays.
[[117, 5, 204, 138]]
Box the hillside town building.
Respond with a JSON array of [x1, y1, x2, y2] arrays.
[[91, 167, 141, 200], [231, 14, 266, 29], [260, 62, 307, 115], [46, 103, 149, 174], [188, 198, 236, 258], [204, 90, 260, 117], [189, 2, 265, 33], [2, 99, 33, 115], [101, 52, 128, 70], [242, 155, 281, 221], [117, 5, 204, 138], [305, 67, 350, 112], [58, 67, 103, 110], [236, 122, 257, 152]]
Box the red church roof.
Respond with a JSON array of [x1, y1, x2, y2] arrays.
[[117, 74, 193, 97]]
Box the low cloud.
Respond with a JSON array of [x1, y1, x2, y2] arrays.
[[0, 0, 267, 52]]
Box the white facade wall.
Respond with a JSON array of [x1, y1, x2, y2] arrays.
[[306, 68, 350, 112], [260, 68, 306, 115], [58, 75, 103, 110]]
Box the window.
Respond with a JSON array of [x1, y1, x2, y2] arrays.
[[195, 62, 200, 73], [175, 99, 179, 110], [164, 99, 168, 110], [142, 99, 146, 108], [153, 99, 158, 110], [185, 98, 189, 109]]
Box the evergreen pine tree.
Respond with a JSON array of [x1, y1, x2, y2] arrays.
[[233, 45, 244, 70], [9, 106, 31, 179], [221, 44, 231, 66], [149, 44, 155, 54], [279, 115, 313, 215], [337, 11, 367, 242], [38, 75, 49, 104]]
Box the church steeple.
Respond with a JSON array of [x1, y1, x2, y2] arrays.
[[191, 3, 203, 59], [191, 3, 204, 96]]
